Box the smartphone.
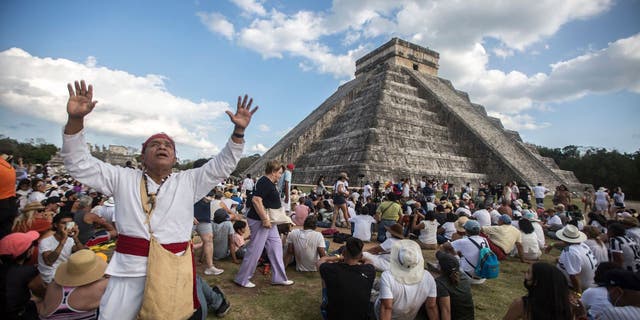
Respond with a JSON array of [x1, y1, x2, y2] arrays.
[[65, 221, 75, 231]]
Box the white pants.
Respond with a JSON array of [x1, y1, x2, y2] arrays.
[[99, 276, 145, 320], [362, 252, 390, 272]]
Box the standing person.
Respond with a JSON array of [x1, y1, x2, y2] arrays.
[[241, 173, 254, 197], [582, 187, 594, 213], [531, 183, 548, 208], [194, 194, 224, 276], [613, 187, 625, 210], [316, 176, 327, 196], [0, 145, 17, 240], [593, 187, 610, 216], [235, 159, 293, 288], [318, 237, 375, 320], [61, 80, 257, 319], [374, 240, 439, 320], [503, 262, 585, 320], [331, 172, 351, 229], [278, 163, 294, 213]]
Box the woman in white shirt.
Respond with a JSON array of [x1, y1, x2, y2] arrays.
[[582, 225, 608, 265], [412, 211, 438, 249], [518, 219, 541, 261]]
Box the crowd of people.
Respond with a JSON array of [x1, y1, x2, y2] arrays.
[[1, 80, 639, 320]]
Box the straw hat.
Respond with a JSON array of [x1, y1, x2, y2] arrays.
[[54, 249, 107, 286], [22, 201, 45, 213], [556, 225, 587, 244], [390, 240, 424, 285], [454, 216, 469, 233], [384, 223, 405, 239]]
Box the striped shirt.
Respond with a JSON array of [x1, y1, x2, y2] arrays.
[[609, 235, 640, 272]]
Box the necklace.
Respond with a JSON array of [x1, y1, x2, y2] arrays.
[[142, 172, 171, 211]]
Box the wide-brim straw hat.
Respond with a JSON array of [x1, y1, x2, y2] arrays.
[[556, 225, 587, 244], [54, 249, 107, 287], [454, 216, 469, 233], [390, 240, 424, 285], [22, 201, 45, 213]]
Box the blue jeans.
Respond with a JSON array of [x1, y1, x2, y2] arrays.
[[377, 219, 396, 242]]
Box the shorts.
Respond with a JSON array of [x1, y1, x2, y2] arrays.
[[333, 195, 346, 205], [196, 222, 212, 235]]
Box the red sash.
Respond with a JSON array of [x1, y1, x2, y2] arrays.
[[115, 234, 200, 309]]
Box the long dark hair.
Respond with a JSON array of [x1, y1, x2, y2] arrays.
[[525, 262, 572, 320], [518, 219, 534, 234]]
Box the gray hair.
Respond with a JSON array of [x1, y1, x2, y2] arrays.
[[77, 195, 93, 209]]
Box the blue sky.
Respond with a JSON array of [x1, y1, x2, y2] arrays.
[[1, 0, 639, 162]]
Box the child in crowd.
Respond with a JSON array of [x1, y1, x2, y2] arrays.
[[231, 220, 248, 264]]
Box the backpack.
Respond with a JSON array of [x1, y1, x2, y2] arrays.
[[466, 237, 500, 279]]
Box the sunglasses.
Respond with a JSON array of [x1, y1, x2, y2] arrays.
[[37, 209, 46, 213]]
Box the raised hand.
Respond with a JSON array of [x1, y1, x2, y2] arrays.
[[226, 94, 259, 130], [67, 80, 98, 119]]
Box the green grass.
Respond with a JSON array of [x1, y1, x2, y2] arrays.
[[200, 195, 584, 320]]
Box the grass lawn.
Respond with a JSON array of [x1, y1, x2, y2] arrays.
[[198, 196, 583, 320]]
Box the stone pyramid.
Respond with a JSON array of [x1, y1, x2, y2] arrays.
[[245, 38, 583, 190]]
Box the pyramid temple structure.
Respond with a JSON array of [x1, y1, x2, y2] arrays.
[[244, 38, 583, 190]]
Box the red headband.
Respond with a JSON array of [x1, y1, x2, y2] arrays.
[[141, 133, 175, 153]]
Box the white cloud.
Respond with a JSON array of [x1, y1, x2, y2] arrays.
[[196, 0, 635, 133], [197, 12, 235, 40], [85, 56, 97, 67], [0, 48, 233, 155], [258, 124, 270, 132], [231, 0, 266, 16], [249, 143, 269, 153], [489, 112, 551, 131]]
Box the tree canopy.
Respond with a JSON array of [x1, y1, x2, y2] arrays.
[[538, 145, 640, 200]]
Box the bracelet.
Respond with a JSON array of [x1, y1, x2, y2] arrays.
[[232, 132, 245, 138]]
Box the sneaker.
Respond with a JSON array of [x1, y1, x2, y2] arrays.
[[235, 280, 256, 288], [215, 299, 231, 317], [204, 266, 224, 276], [271, 280, 294, 286]]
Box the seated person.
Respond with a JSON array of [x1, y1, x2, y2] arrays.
[[72, 196, 116, 246], [318, 237, 375, 320], [211, 209, 235, 261], [349, 207, 376, 242], [284, 215, 326, 271], [412, 210, 438, 249], [231, 220, 248, 264], [374, 240, 438, 320], [597, 269, 640, 320], [37, 250, 108, 319], [362, 223, 404, 272], [291, 198, 310, 226], [481, 215, 524, 260], [192, 275, 231, 319], [435, 251, 474, 320], [38, 213, 84, 284], [0, 231, 41, 319], [543, 208, 564, 239], [442, 220, 489, 283]]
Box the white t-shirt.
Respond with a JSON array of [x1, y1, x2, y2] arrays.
[[28, 191, 46, 204], [581, 286, 612, 319], [584, 239, 608, 265], [532, 186, 547, 199], [472, 209, 491, 227], [418, 220, 438, 245], [350, 214, 376, 242], [489, 210, 501, 225], [242, 177, 254, 192], [532, 222, 545, 248], [609, 236, 640, 272], [375, 270, 437, 320], [548, 215, 563, 227], [286, 229, 325, 272], [38, 235, 75, 283], [363, 184, 372, 199], [455, 207, 471, 217], [520, 231, 541, 260], [401, 183, 410, 198], [451, 235, 488, 278], [442, 222, 456, 240], [557, 243, 597, 290]]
